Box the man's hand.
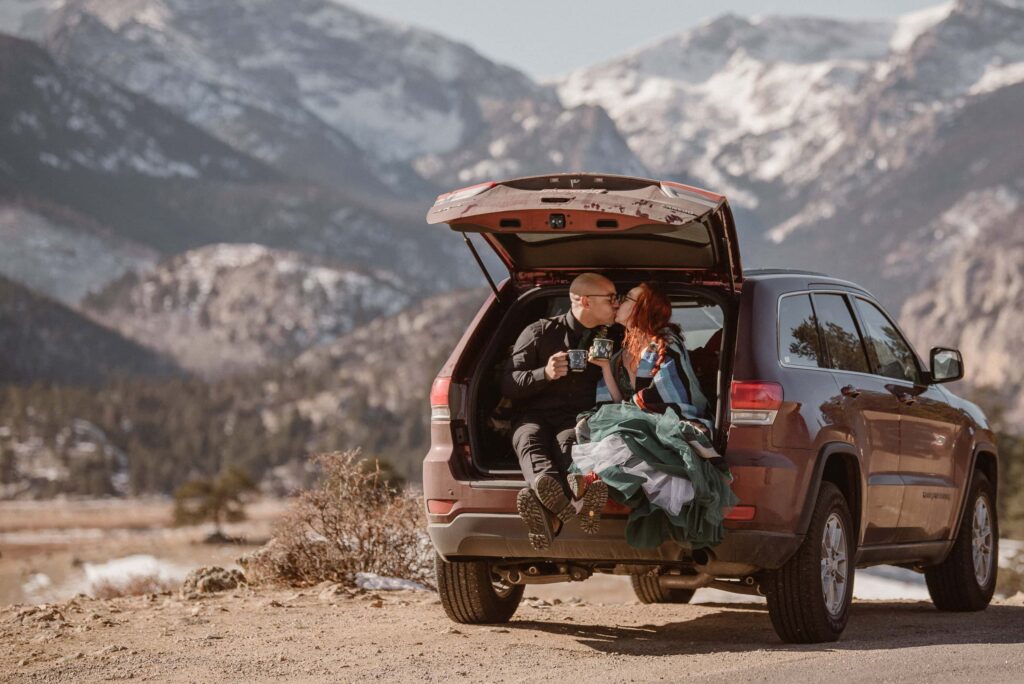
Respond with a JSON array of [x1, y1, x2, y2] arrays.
[[544, 351, 569, 381]]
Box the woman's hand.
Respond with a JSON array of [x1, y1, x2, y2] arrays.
[[587, 350, 611, 370]]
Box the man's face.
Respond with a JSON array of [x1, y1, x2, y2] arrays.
[[582, 280, 619, 325]]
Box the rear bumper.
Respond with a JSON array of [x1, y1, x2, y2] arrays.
[[427, 513, 803, 571]]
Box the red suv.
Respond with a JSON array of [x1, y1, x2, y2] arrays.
[[423, 173, 999, 643]]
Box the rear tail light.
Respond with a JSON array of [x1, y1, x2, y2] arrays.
[[430, 376, 452, 421], [430, 375, 467, 423], [730, 381, 782, 426]]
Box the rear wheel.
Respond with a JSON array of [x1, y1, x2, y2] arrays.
[[435, 554, 524, 624], [925, 472, 998, 611], [765, 482, 854, 643], [630, 574, 695, 604]]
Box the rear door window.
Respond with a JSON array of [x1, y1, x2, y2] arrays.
[[778, 294, 823, 368], [812, 293, 871, 374], [853, 298, 922, 384]]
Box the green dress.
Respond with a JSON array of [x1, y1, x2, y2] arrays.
[[577, 348, 738, 549]]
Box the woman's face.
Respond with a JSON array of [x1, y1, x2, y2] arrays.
[[615, 286, 643, 327]]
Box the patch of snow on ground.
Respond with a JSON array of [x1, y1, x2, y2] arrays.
[[355, 572, 429, 591], [21, 572, 53, 597], [80, 554, 192, 595]]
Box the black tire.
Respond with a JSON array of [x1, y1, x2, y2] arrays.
[[765, 482, 854, 643], [435, 554, 524, 624], [630, 574, 696, 604], [925, 471, 998, 612]]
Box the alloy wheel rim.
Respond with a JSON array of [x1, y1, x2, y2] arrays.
[[971, 496, 993, 587], [820, 512, 848, 617]]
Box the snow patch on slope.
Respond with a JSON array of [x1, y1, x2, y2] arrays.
[[890, 2, 955, 52], [0, 206, 157, 305]]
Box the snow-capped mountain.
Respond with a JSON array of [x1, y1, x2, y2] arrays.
[[84, 244, 416, 377], [0, 33, 272, 184], [556, 0, 1024, 295], [0, 32, 479, 298], [33, 0, 647, 193], [558, 11, 907, 206]]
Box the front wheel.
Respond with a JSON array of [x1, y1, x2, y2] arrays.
[[764, 482, 854, 643], [924, 472, 998, 611], [435, 554, 524, 624]]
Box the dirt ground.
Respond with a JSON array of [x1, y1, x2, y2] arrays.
[[2, 582, 1023, 683], [3, 500, 1023, 682]]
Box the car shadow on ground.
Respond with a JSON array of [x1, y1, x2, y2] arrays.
[[506, 602, 1024, 656]]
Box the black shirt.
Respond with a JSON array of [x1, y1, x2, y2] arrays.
[[501, 311, 617, 416]]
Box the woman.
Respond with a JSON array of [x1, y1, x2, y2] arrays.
[[571, 282, 737, 549]]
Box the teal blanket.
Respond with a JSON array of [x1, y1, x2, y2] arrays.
[[582, 403, 738, 549]]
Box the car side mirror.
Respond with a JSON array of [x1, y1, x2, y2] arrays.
[[930, 347, 964, 383]]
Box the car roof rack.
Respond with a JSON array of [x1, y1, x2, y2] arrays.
[[744, 268, 831, 278]]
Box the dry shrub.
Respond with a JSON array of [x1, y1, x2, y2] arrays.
[[90, 574, 178, 599], [242, 450, 433, 588]]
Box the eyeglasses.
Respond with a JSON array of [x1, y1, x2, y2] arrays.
[[577, 292, 620, 303]]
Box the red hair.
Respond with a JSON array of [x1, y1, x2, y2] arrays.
[[623, 282, 679, 372]]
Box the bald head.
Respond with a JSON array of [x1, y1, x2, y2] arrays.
[[569, 272, 618, 327], [569, 272, 614, 297]]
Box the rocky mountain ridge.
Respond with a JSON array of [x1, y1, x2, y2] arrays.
[[84, 244, 416, 378], [30, 0, 647, 194], [0, 31, 479, 305]]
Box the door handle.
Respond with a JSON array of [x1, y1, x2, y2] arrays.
[[840, 385, 860, 398], [884, 383, 918, 405]]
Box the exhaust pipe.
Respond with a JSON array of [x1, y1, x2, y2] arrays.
[[708, 576, 766, 597], [658, 573, 713, 590]]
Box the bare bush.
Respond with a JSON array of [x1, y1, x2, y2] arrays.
[[90, 574, 178, 599], [241, 450, 433, 588]]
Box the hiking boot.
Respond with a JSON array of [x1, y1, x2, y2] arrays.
[[516, 487, 556, 551], [568, 472, 608, 535], [534, 474, 575, 524]]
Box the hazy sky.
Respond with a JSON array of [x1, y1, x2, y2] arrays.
[[338, 0, 942, 79]]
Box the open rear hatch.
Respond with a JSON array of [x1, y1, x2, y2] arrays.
[[427, 173, 743, 291]]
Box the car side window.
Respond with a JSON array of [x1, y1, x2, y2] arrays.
[[853, 298, 921, 384], [778, 294, 823, 368], [811, 293, 871, 374]]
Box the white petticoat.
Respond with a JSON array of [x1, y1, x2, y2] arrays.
[[571, 434, 695, 516]]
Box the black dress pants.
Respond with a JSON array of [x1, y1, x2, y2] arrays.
[[511, 411, 579, 494]]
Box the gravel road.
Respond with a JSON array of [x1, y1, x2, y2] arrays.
[[3, 582, 1023, 683]]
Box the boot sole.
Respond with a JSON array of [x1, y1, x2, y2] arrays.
[[535, 474, 575, 524], [577, 479, 608, 534], [517, 488, 554, 551]]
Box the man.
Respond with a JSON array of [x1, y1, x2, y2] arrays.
[[501, 272, 619, 550]]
